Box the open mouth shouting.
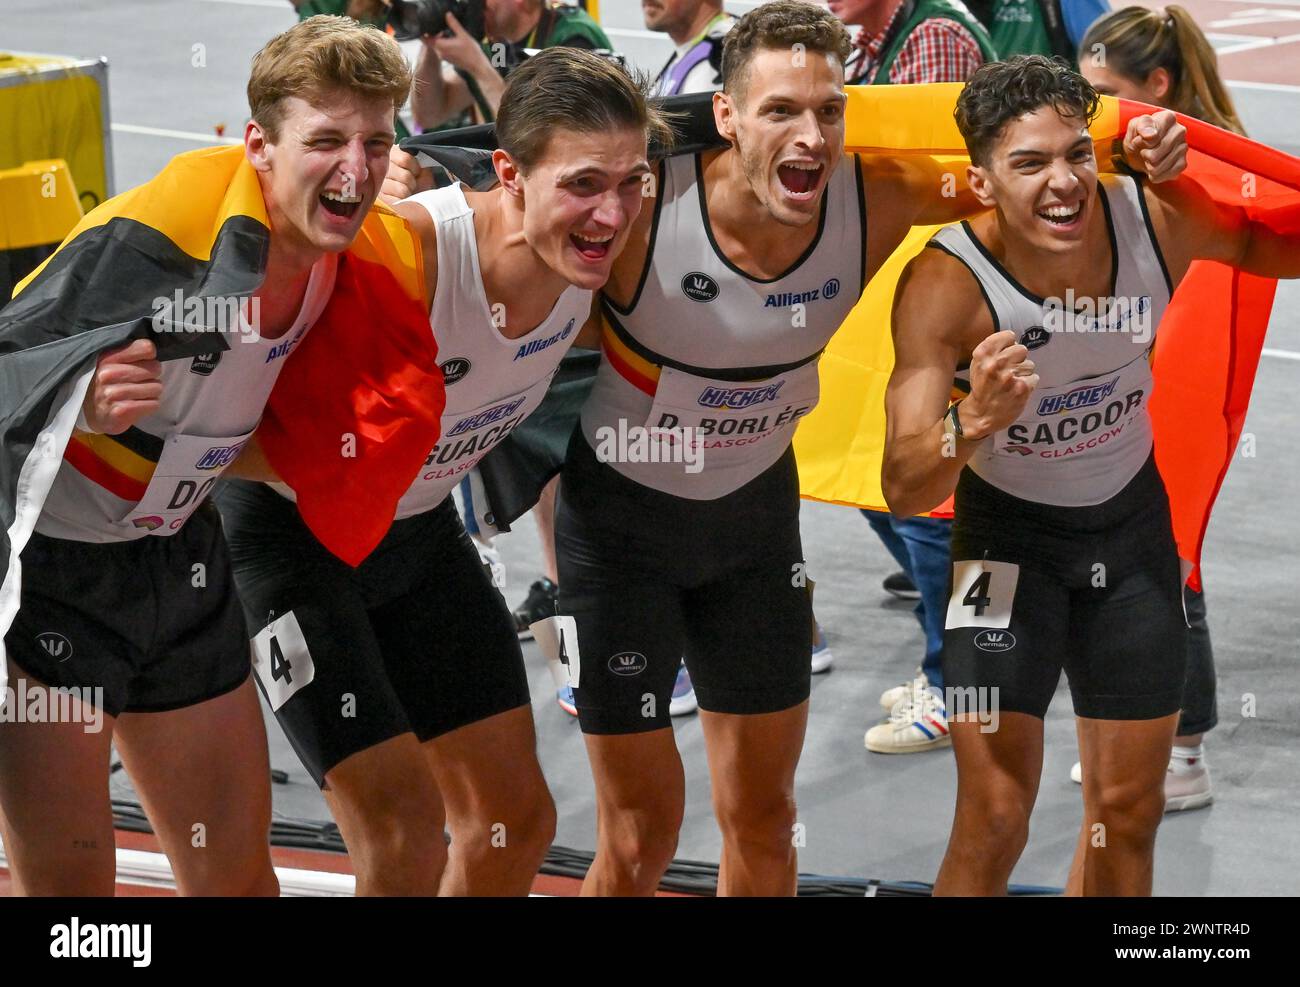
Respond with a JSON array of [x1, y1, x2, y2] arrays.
[[320, 188, 363, 223], [777, 160, 825, 201], [1037, 200, 1084, 232], [570, 229, 615, 263]]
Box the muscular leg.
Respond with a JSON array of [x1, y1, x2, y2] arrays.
[[0, 661, 117, 895], [1066, 712, 1177, 896], [115, 677, 277, 896], [933, 711, 1044, 896], [580, 728, 685, 896], [423, 704, 556, 896], [700, 701, 808, 896], [319, 733, 448, 896]]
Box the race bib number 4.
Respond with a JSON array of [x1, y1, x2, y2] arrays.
[[251, 611, 316, 711], [945, 560, 1020, 629], [533, 615, 580, 690]]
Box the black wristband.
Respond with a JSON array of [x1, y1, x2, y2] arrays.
[[947, 401, 965, 439]]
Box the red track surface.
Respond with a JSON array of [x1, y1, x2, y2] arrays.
[[1129, 0, 1300, 87]]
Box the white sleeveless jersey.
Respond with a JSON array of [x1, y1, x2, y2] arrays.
[[36, 253, 338, 543], [935, 173, 1173, 507], [393, 184, 592, 519], [582, 152, 866, 499]]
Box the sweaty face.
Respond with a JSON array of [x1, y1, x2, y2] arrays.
[[516, 127, 652, 291], [728, 48, 846, 227], [254, 92, 395, 257], [976, 106, 1099, 254]]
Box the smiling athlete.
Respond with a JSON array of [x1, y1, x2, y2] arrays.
[[881, 56, 1300, 895], [218, 48, 667, 896], [0, 16, 409, 896]]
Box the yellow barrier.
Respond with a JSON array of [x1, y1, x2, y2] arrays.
[[0, 52, 113, 213]]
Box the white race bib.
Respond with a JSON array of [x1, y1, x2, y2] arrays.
[[125, 430, 253, 535], [991, 354, 1152, 459], [395, 375, 554, 519], [645, 362, 820, 466], [945, 560, 1020, 629], [251, 611, 316, 711], [533, 615, 581, 690]]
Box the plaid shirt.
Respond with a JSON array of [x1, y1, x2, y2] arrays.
[[847, 1, 985, 85]]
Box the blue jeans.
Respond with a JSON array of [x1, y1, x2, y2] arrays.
[[864, 512, 952, 691]]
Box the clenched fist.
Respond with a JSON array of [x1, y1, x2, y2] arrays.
[[1121, 109, 1187, 184], [961, 330, 1038, 440], [81, 338, 163, 435], [380, 147, 434, 205]]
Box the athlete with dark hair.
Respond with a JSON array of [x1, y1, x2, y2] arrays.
[[883, 55, 1300, 895]]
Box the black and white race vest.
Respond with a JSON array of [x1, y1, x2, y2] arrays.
[[38, 253, 338, 542], [582, 151, 866, 499], [392, 184, 592, 519], [934, 173, 1173, 507]]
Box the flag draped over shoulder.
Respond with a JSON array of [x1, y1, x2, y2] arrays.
[[0, 144, 440, 696], [258, 196, 442, 566], [796, 84, 1300, 582]]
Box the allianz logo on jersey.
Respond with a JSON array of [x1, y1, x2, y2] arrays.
[[513, 318, 576, 361], [1037, 375, 1120, 416], [195, 442, 247, 470], [264, 332, 305, 363], [447, 397, 528, 436], [763, 279, 841, 309], [697, 381, 784, 410]]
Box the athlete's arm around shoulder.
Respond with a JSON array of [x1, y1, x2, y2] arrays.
[[881, 244, 1036, 517], [1141, 173, 1300, 288]]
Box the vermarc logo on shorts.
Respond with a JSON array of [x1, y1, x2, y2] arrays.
[[36, 631, 73, 662], [974, 629, 1016, 653], [608, 651, 648, 676]]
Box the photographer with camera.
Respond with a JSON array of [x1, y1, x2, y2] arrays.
[[405, 0, 611, 130]]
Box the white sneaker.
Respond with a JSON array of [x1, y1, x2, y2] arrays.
[[879, 668, 927, 714], [1165, 752, 1214, 812], [865, 686, 951, 754], [811, 624, 834, 674], [1069, 757, 1214, 813]]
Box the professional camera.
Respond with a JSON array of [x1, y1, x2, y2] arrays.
[[386, 0, 487, 41]]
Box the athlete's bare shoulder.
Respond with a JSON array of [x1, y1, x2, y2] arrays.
[[893, 239, 995, 364], [390, 194, 439, 304]]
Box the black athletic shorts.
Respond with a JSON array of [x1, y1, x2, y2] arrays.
[[215, 480, 528, 787], [555, 429, 812, 735], [5, 503, 251, 717], [942, 453, 1188, 722]]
